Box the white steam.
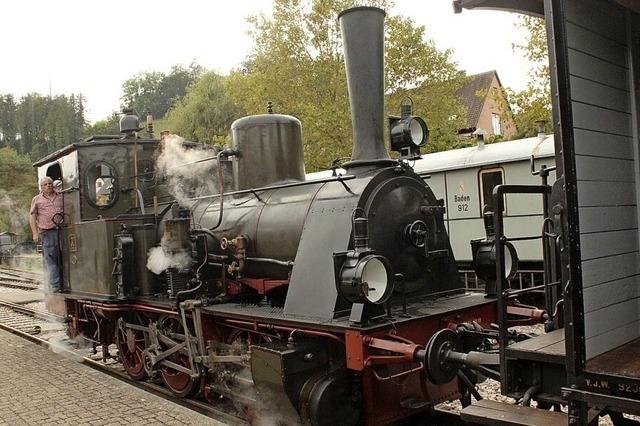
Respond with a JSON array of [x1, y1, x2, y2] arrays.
[[48, 331, 89, 361], [155, 134, 224, 206], [146, 246, 191, 275], [146, 233, 192, 275]]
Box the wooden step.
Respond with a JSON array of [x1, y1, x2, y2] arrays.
[[461, 399, 566, 426]]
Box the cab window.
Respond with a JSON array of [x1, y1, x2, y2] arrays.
[[85, 161, 118, 208], [479, 167, 504, 214], [46, 163, 62, 181]]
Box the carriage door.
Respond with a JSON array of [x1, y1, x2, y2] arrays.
[[479, 167, 505, 214]]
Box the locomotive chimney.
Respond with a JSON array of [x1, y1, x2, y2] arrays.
[[339, 7, 394, 168]]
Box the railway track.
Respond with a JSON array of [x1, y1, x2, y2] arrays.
[[0, 265, 43, 280], [0, 266, 43, 290], [0, 267, 246, 425], [0, 300, 65, 332], [0, 321, 246, 425], [0, 278, 41, 291]]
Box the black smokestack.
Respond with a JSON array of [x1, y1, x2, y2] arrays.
[[339, 7, 394, 168]]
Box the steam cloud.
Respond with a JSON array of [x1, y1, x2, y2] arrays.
[[155, 134, 226, 207], [146, 233, 192, 275], [48, 331, 90, 361]]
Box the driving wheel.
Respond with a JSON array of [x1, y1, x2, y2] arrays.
[[158, 316, 202, 397], [116, 317, 148, 381]]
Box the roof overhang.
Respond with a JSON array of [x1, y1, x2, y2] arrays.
[[454, 0, 640, 17], [452, 0, 544, 18], [32, 139, 160, 167]]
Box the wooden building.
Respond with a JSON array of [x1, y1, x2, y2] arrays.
[[455, 0, 640, 423]]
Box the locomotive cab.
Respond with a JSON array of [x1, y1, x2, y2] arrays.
[[32, 114, 175, 300]]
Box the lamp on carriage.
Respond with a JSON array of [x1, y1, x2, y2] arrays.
[[470, 210, 519, 296]]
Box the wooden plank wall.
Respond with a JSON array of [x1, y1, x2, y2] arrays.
[[565, 0, 640, 359]]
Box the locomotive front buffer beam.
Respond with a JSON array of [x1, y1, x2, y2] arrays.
[[355, 329, 500, 385]]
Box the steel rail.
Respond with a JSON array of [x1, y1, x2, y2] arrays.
[[0, 278, 41, 291], [0, 299, 66, 323], [0, 320, 246, 425], [0, 265, 43, 278]]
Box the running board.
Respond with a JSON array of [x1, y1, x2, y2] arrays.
[[461, 400, 566, 426]]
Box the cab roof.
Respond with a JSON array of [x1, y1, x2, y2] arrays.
[[32, 136, 160, 167]]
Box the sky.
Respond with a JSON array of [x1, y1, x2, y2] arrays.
[[0, 0, 532, 123]]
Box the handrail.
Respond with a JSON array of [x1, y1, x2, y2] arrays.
[[492, 184, 552, 392]]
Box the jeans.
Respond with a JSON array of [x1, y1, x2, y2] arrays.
[[41, 229, 61, 291]]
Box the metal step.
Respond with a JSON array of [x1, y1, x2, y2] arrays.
[[461, 399, 566, 426]]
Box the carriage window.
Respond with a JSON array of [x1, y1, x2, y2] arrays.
[[479, 168, 504, 214], [85, 161, 118, 208]]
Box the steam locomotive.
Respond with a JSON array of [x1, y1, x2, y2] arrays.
[[35, 7, 544, 425]]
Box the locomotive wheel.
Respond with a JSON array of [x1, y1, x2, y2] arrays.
[[227, 328, 273, 348], [158, 316, 202, 398], [116, 319, 148, 381], [300, 372, 360, 426], [160, 353, 201, 397]]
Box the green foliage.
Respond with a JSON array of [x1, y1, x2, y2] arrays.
[[507, 86, 552, 138], [151, 117, 171, 134], [0, 95, 17, 149], [480, 86, 516, 143], [508, 16, 552, 138], [122, 63, 204, 119], [227, 0, 466, 171], [83, 112, 120, 137], [0, 93, 86, 159], [0, 147, 37, 237], [0, 94, 85, 237], [166, 72, 243, 144], [386, 15, 467, 153]]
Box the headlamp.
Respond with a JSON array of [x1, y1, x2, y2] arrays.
[[470, 210, 519, 296], [389, 116, 429, 158], [389, 99, 429, 160], [471, 239, 519, 282], [333, 210, 395, 323], [338, 254, 393, 305]]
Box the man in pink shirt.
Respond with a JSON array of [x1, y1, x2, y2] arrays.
[[29, 176, 63, 291]]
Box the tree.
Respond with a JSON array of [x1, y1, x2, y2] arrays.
[[83, 112, 121, 137], [226, 0, 466, 171], [10, 93, 86, 159], [0, 95, 17, 149], [40, 94, 86, 157], [507, 16, 552, 138], [385, 16, 468, 153], [121, 63, 204, 119], [0, 147, 37, 237], [14, 94, 49, 156], [166, 72, 243, 144]]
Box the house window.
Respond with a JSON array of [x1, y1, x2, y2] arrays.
[[491, 113, 502, 136], [479, 167, 505, 214]]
